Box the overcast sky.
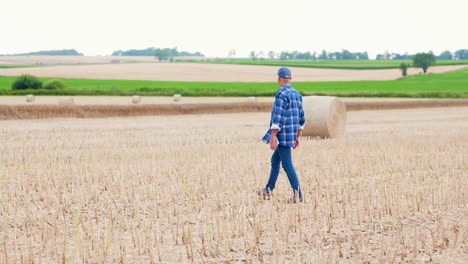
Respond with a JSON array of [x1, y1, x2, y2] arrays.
[[1, 0, 467, 58]]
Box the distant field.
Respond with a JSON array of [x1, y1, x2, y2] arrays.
[[2, 56, 468, 70], [1, 61, 466, 82], [179, 58, 468, 70], [0, 55, 156, 66], [1, 67, 467, 98]]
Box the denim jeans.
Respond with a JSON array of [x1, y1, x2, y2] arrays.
[[265, 145, 303, 198]]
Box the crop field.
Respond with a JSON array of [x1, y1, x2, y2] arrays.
[[1, 107, 467, 263], [1, 66, 468, 98], [181, 58, 468, 70]]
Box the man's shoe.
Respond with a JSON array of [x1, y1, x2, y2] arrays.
[[257, 188, 272, 200], [287, 195, 303, 203]]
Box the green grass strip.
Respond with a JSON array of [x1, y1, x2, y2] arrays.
[[0, 65, 32, 69], [0, 67, 467, 98]]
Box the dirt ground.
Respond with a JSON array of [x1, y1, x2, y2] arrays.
[[0, 95, 273, 105], [1, 62, 466, 82], [0, 107, 467, 263], [0, 95, 464, 105]]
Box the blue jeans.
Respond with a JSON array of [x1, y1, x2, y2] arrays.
[[265, 145, 303, 198]]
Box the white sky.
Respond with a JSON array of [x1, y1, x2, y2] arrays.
[[1, 0, 467, 58]]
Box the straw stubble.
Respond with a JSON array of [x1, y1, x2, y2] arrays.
[[0, 107, 466, 263]]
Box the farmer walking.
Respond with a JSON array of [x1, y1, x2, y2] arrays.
[[259, 67, 305, 203]]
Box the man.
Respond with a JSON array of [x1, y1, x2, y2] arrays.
[[260, 67, 305, 203]]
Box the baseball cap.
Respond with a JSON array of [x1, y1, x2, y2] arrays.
[[277, 67, 292, 79]]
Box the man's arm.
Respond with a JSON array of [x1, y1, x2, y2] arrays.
[[271, 96, 286, 131]]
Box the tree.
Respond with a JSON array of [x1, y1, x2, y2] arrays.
[[155, 48, 172, 61], [279, 51, 289, 60], [341, 49, 353, 60], [318, 50, 327, 60], [455, 49, 468, 60], [394, 53, 412, 60], [296, 51, 312, 59], [257, 51, 265, 59], [11, 74, 42, 90], [412, 52, 435, 73], [267, 51, 276, 59], [399, 63, 408, 77], [359, 52, 369, 60], [249, 51, 258, 60], [437, 50, 453, 60]]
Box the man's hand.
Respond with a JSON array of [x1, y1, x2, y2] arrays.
[[270, 129, 279, 150], [293, 138, 300, 149], [293, 129, 302, 149], [270, 136, 278, 150]]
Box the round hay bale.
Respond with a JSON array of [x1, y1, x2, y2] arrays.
[[173, 94, 182, 102], [58, 96, 75, 106], [132, 95, 141, 104], [302, 96, 346, 138], [248, 96, 257, 102], [25, 94, 35, 103]]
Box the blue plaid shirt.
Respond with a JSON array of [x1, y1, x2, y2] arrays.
[[262, 83, 305, 147]]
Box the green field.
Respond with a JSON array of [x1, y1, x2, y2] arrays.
[[176, 58, 468, 70], [1, 67, 467, 98]]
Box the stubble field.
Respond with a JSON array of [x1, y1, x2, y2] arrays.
[[1, 107, 467, 263]]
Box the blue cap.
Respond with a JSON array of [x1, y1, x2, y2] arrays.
[[277, 67, 292, 79]]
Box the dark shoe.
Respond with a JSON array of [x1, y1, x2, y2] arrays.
[[257, 188, 272, 200], [287, 195, 303, 203]]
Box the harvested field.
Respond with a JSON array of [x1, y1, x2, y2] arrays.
[[1, 97, 467, 120], [0, 63, 466, 82], [0, 107, 467, 263]]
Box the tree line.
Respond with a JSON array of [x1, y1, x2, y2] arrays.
[[0, 49, 83, 56], [249, 50, 369, 60], [248, 49, 468, 60], [376, 50, 468, 60], [111, 47, 204, 60]]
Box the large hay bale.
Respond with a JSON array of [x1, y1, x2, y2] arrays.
[[173, 94, 182, 102], [58, 97, 75, 106], [302, 96, 346, 138], [25, 94, 35, 103], [132, 95, 141, 104]]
